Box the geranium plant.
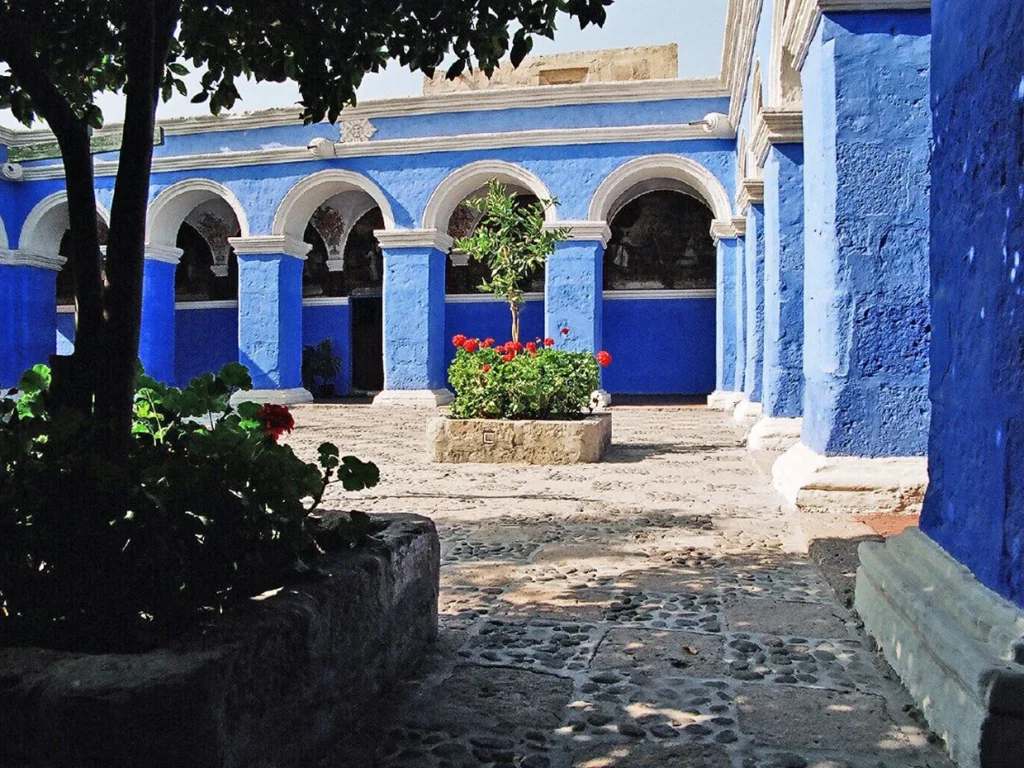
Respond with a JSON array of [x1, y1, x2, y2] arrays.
[[0, 362, 379, 652], [454, 179, 569, 342], [448, 331, 612, 420]]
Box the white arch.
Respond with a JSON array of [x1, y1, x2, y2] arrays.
[[147, 179, 249, 248], [422, 160, 556, 231], [273, 170, 395, 240], [588, 155, 733, 224], [19, 191, 110, 255]]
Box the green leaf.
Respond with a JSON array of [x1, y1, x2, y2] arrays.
[[218, 363, 252, 391], [17, 365, 51, 396]]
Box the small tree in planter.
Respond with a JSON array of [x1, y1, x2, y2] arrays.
[[455, 180, 569, 342]]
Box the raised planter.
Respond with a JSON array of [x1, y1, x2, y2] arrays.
[[0, 514, 439, 768], [428, 413, 612, 464]]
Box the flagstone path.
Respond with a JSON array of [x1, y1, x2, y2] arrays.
[[290, 404, 952, 768]]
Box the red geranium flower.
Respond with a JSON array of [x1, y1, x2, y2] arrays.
[[525, 341, 537, 355], [560, 327, 570, 336], [596, 350, 613, 367], [482, 364, 491, 373], [510, 340, 524, 352], [501, 353, 515, 363], [257, 403, 295, 442], [464, 338, 479, 353], [543, 338, 555, 347], [483, 338, 495, 348], [452, 334, 467, 348]]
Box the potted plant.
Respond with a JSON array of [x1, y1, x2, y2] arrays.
[[302, 338, 343, 398]]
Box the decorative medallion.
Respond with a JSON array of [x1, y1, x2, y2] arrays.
[[340, 118, 377, 144]]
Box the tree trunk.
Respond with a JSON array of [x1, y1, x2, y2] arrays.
[[510, 301, 520, 344]]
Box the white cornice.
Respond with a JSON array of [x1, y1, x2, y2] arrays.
[[301, 296, 350, 307], [445, 292, 543, 304], [603, 289, 716, 300], [545, 220, 612, 248], [750, 108, 804, 167], [0, 248, 66, 271], [144, 245, 184, 265], [711, 216, 748, 242], [175, 300, 238, 310], [21, 123, 728, 182], [228, 235, 311, 259], [737, 178, 765, 213], [723, 0, 765, 128], [373, 228, 454, 252], [784, 0, 931, 71]]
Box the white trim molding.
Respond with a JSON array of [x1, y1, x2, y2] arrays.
[[737, 178, 766, 214], [228, 235, 311, 259], [422, 160, 556, 232], [175, 299, 239, 310], [373, 228, 455, 253], [722, 0, 766, 128], [272, 169, 396, 240], [302, 296, 350, 307], [145, 245, 184, 265], [147, 179, 250, 248], [547, 220, 612, 248], [711, 216, 748, 242], [0, 248, 66, 271], [445, 292, 544, 304], [589, 154, 734, 224], [750, 108, 805, 167], [784, 0, 931, 71], [603, 289, 717, 300]]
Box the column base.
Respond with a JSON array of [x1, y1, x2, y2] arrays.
[[856, 529, 1024, 768], [772, 441, 927, 515], [230, 388, 314, 407], [707, 390, 745, 411], [747, 416, 802, 452], [373, 388, 454, 408], [732, 398, 763, 428]]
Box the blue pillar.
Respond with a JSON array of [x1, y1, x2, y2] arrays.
[[743, 204, 766, 403], [544, 223, 608, 356], [763, 144, 805, 419], [139, 246, 180, 384], [0, 251, 61, 388], [801, 11, 931, 458], [230, 236, 311, 404], [374, 229, 452, 406], [709, 224, 746, 410], [734, 234, 747, 393]]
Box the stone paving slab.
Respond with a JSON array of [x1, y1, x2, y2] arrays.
[[293, 405, 952, 768]]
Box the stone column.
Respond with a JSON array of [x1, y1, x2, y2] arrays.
[[139, 245, 181, 384], [855, 4, 1024, 766], [229, 236, 312, 405], [372, 229, 453, 407], [543, 221, 610, 355], [708, 218, 747, 411], [734, 190, 766, 428], [749, 132, 805, 452], [773, 9, 931, 514], [0, 249, 63, 388]]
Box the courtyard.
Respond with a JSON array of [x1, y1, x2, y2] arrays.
[[289, 404, 951, 768]]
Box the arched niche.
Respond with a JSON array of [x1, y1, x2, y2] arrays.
[[422, 160, 556, 232], [20, 191, 110, 255], [302, 193, 385, 297]]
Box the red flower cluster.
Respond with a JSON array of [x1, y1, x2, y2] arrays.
[[257, 403, 295, 442], [483, 338, 495, 348], [463, 338, 479, 353], [525, 341, 537, 355], [543, 337, 555, 347], [501, 353, 515, 363], [596, 350, 613, 367], [482, 364, 491, 373], [452, 334, 467, 348], [560, 327, 570, 336]]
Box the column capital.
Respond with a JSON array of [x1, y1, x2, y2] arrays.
[[737, 178, 765, 214], [751, 108, 804, 168], [373, 228, 454, 253], [0, 248, 66, 272], [710, 217, 747, 243], [144, 244, 184, 265], [545, 220, 612, 248], [228, 235, 311, 259]]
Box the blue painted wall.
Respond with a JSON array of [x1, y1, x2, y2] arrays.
[[716, 238, 741, 393], [175, 307, 238, 386], [56, 311, 75, 356], [603, 297, 715, 395], [0, 265, 57, 388], [382, 245, 447, 391], [762, 144, 805, 419], [237, 253, 304, 390], [140, 259, 176, 383], [545, 240, 603, 354], [743, 204, 766, 402], [921, 1, 1024, 608], [302, 303, 352, 396], [444, 298, 545, 370], [801, 11, 931, 458]]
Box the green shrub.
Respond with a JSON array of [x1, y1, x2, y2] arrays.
[[0, 363, 379, 652], [302, 338, 343, 397], [448, 332, 611, 420]]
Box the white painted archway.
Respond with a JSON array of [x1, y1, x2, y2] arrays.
[[589, 155, 733, 225], [273, 170, 395, 241], [19, 191, 111, 255], [147, 179, 250, 248], [421, 160, 556, 231]]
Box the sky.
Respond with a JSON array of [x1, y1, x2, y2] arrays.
[[0, 0, 728, 129]]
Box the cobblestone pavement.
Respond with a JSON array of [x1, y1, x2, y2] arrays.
[[290, 404, 952, 768]]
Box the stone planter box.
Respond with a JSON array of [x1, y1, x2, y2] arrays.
[[0, 514, 439, 768], [428, 414, 612, 464]]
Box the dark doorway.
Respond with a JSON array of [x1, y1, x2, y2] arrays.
[[350, 296, 384, 393]]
